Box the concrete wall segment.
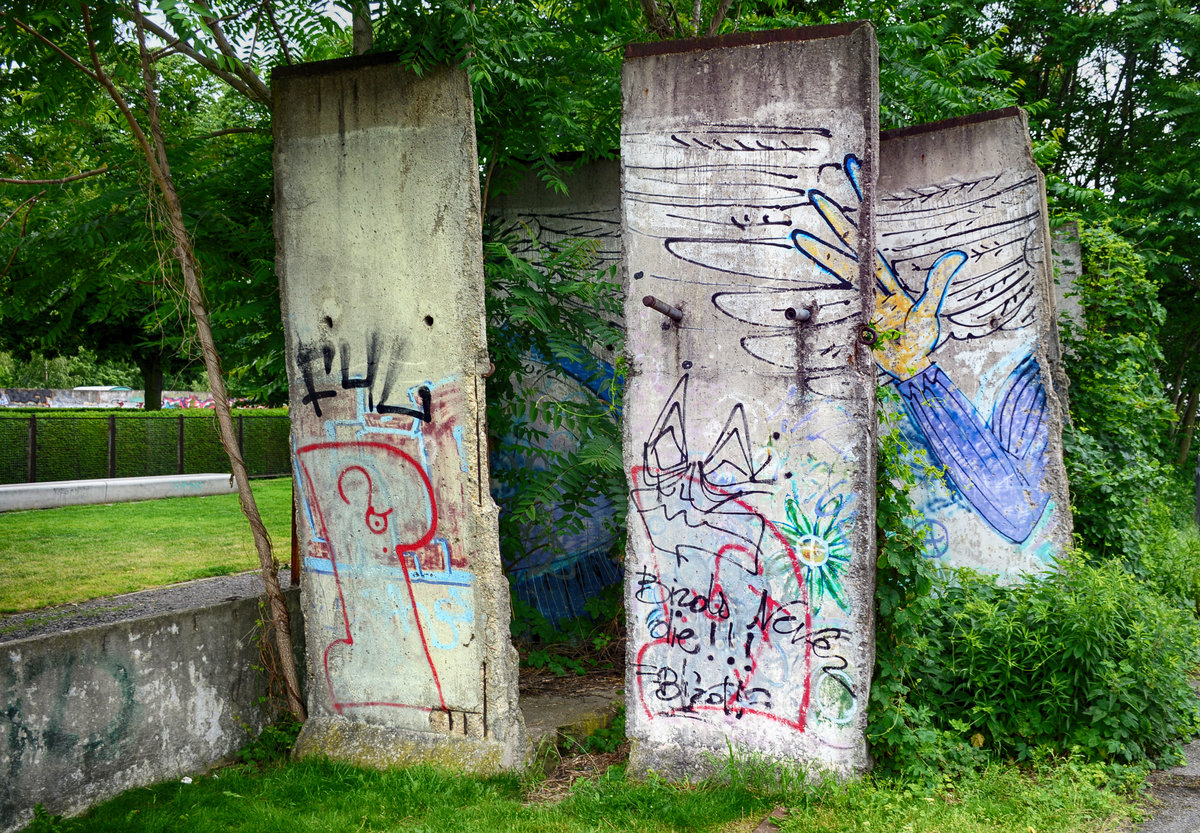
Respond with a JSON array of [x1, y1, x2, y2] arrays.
[[621, 24, 879, 779], [0, 589, 303, 833], [878, 109, 1072, 577], [274, 56, 525, 770]]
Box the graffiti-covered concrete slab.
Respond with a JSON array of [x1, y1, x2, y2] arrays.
[[877, 109, 1072, 576], [273, 55, 526, 770], [621, 24, 879, 778], [487, 162, 624, 623], [489, 160, 623, 276]]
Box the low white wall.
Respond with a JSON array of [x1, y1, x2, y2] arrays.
[[0, 474, 237, 512]]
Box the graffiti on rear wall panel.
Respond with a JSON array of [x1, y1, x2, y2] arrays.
[[294, 363, 480, 725]]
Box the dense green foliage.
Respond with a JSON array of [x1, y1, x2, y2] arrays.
[[1060, 222, 1178, 561], [871, 418, 1200, 780], [483, 234, 625, 577]]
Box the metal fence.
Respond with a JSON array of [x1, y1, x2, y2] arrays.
[[0, 414, 292, 484]]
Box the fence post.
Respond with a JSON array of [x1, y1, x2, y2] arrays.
[[26, 415, 36, 483], [107, 415, 116, 479], [177, 415, 185, 475]]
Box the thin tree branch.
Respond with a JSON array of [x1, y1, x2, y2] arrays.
[[7, 16, 101, 83], [129, 0, 304, 719], [639, 0, 674, 38], [194, 127, 265, 140], [121, 8, 264, 105], [0, 192, 42, 280], [264, 2, 294, 66], [80, 4, 162, 187], [0, 165, 109, 186], [196, 3, 272, 105], [0, 192, 41, 234], [705, 0, 735, 36]]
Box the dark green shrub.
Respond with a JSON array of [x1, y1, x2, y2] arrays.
[[915, 562, 1200, 764]]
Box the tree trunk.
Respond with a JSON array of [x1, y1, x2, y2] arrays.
[[353, 2, 373, 55], [1178, 386, 1198, 467], [107, 5, 305, 719], [137, 350, 164, 411]]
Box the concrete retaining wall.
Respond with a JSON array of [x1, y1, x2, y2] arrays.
[[878, 110, 1073, 577], [0, 474, 237, 512], [621, 24, 880, 778], [274, 54, 526, 771], [0, 588, 302, 833]]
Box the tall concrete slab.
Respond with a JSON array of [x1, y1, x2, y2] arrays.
[[273, 55, 526, 771], [1051, 221, 1085, 336], [621, 24, 879, 778], [877, 109, 1072, 577], [486, 163, 624, 623]]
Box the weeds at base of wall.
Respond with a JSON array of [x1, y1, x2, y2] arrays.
[[511, 583, 625, 677]]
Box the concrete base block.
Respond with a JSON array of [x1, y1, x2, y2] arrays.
[[293, 714, 525, 774]]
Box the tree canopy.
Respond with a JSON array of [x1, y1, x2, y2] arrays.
[[1, 0, 1196, 507]]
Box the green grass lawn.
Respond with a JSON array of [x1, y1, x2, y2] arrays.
[[0, 477, 293, 613], [23, 750, 1137, 833]]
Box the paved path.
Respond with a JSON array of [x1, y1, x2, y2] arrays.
[[1137, 739, 1200, 831]]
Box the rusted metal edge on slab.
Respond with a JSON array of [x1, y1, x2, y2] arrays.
[[881, 106, 1024, 142], [625, 21, 872, 60]]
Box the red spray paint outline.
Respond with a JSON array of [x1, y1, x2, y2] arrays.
[[297, 440, 448, 713], [630, 464, 814, 732]]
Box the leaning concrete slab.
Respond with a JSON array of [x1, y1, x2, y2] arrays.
[[273, 55, 526, 771], [877, 109, 1072, 577], [1051, 221, 1085, 337], [621, 24, 879, 779], [487, 162, 624, 623], [489, 159, 623, 277]]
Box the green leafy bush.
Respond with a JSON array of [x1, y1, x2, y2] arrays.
[[482, 232, 626, 583], [926, 563, 1200, 763]]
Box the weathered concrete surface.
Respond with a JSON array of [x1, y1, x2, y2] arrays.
[[621, 24, 880, 779], [489, 159, 622, 276], [521, 687, 621, 751], [1051, 221, 1084, 337], [878, 109, 1072, 578], [273, 55, 526, 770], [487, 161, 624, 623], [0, 588, 302, 833], [0, 473, 236, 512]]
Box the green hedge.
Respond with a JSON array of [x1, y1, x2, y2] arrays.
[[0, 409, 291, 484]]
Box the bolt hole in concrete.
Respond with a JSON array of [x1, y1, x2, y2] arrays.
[[322, 315, 333, 329], [424, 315, 434, 326]]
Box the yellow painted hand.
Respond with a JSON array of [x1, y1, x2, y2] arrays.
[[792, 190, 967, 381]]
